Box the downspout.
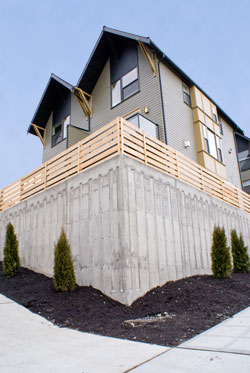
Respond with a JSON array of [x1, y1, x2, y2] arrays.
[[158, 59, 167, 144], [88, 115, 90, 132]]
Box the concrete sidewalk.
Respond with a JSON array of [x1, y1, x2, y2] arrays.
[[1, 294, 250, 372], [132, 307, 250, 372], [0, 295, 167, 372]]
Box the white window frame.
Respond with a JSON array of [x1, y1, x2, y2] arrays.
[[212, 106, 218, 123], [111, 67, 139, 107], [63, 115, 70, 139], [183, 83, 191, 106], [203, 125, 223, 163], [52, 115, 70, 147]]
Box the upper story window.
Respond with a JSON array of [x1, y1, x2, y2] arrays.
[[110, 40, 139, 108], [212, 106, 218, 123], [112, 67, 139, 107], [218, 115, 224, 135], [216, 136, 223, 163], [183, 83, 191, 106], [203, 125, 223, 163], [52, 115, 70, 147], [52, 92, 71, 147]]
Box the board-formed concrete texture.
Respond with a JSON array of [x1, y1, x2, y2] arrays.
[[0, 155, 250, 304]]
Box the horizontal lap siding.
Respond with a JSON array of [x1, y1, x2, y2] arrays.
[[67, 126, 89, 148], [42, 113, 67, 163], [90, 47, 164, 141], [160, 63, 198, 163], [70, 93, 89, 130]]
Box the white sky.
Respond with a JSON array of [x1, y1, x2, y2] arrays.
[[0, 0, 249, 189]]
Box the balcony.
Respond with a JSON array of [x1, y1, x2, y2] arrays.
[[127, 113, 159, 139], [0, 117, 250, 214], [239, 157, 250, 172]]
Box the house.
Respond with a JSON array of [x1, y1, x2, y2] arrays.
[[27, 26, 244, 189], [1, 27, 250, 305], [235, 133, 250, 194]]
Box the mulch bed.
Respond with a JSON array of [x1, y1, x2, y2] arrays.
[[1, 262, 250, 347]]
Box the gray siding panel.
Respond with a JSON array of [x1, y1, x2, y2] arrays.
[[221, 118, 242, 188], [160, 63, 198, 163], [71, 93, 89, 130], [90, 47, 164, 141], [42, 113, 67, 163], [67, 125, 89, 148]]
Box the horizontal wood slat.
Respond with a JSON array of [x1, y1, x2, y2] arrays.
[[0, 117, 250, 215]]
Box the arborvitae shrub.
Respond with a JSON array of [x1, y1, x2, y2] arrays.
[[53, 228, 76, 291], [211, 226, 232, 278], [231, 229, 250, 273], [3, 222, 20, 277]]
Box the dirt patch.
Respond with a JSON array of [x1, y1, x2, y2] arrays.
[[1, 262, 250, 347]]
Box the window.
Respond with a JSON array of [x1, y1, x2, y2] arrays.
[[218, 115, 224, 135], [212, 106, 218, 123], [127, 113, 159, 138], [63, 115, 70, 136], [112, 67, 139, 107], [203, 125, 223, 163], [203, 126, 210, 153], [52, 115, 70, 146], [183, 83, 191, 106], [207, 129, 217, 159], [111, 80, 121, 107], [216, 136, 223, 163]]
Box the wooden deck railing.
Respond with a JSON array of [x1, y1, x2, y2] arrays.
[[1, 117, 250, 214]]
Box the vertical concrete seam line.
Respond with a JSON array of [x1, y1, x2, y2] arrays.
[[170, 182, 178, 280], [152, 176, 161, 285], [177, 188, 185, 277]]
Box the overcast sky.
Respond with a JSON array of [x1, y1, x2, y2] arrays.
[[0, 0, 249, 189]]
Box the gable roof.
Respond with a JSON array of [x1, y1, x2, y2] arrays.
[[77, 26, 244, 134], [27, 74, 73, 135], [28, 27, 244, 137]]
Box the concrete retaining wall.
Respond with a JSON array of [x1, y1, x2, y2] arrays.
[[1, 155, 249, 305]]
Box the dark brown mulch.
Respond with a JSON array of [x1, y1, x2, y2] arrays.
[[0, 262, 250, 347]]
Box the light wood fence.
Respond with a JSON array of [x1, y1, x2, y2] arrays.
[[1, 117, 250, 214]]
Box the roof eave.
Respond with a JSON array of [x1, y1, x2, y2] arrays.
[[149, 40, 244, 134], [27, 74, 73, 136]]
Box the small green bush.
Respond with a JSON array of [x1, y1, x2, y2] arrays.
[[231, 229, 250, 273], [53, 228, 76, 291], [211, 226, 232, 278], [3, 222, 20, 277]]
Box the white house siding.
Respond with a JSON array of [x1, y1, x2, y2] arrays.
[[159, 63, 198, 163], [42, 113, 67, 163], [220, 117, 242, 188], [90, 47, 164, 142]]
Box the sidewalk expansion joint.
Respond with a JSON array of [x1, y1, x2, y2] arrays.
[[175, 346, 250, 356], [123, 348, 170, 372]]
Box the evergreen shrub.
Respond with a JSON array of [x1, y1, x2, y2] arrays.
[[53, 228, 76, 291], [3, 222, 20, 277], [231, 229, 250, 273], [211, 226, 232, 278]]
